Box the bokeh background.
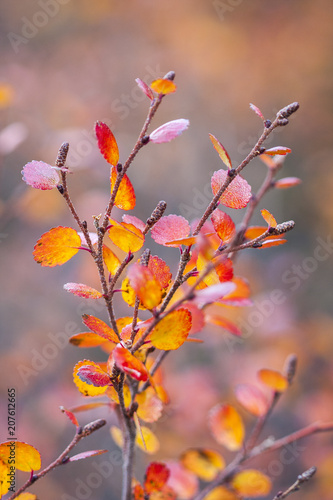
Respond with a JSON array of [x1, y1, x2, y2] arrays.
[[1, 1, 333, 498]]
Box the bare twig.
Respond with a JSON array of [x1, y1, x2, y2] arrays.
[[271, 466, 317, 500]]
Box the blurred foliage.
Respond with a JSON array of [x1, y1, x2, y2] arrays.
[[1, 1, 333, 498]]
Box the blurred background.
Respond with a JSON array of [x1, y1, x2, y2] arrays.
[[1, 1, 333, 498]]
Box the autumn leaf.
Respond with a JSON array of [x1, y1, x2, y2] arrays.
[[107, 384, 132, 408], [133, 483, 145, 500], [136, 387, 163, 423], [231, 469, 271, 497], [15, 494, 38, 500], [127, 262, 163, 309], [69, 450, 108, 462], [148, 255, 172, 290], [218, 276, 252, 307], [151, 215, 191, 247], [110, 166, 136, 210], [73, 360, 109, 396], [0, 442, 41, 472], [258, 369, 288, 392], [181, 302, 205, 335], [76, 363, 111, 387], [245, 226, 280, 241], [145, 462, 170, 494], [203, 486, 239, 500], [136, 426, 160, 454], [150, 309, 192, 351], [95, 121, 119, 166], [211, 169, 251, 209], [22, 160, 60, 190], [249, 103, 264, 121], [0, 460, 9, 496], [275, 177, 301, 189], [103, 245, 121, 275], [192, 282, 236, 306], [234, 384, 268, 416], [205, 315, 242, 336], [122, 214, 146, 232], [181, 449, 225, 481], [259, 239, 287, 248], [208, 404, 245, 451], [108, 219, 145, 253], [33, 226, 81, 267], [151, 79, 177, 94], [69, 332, 111, 348], [63, 283, 103, 299], [82, 314, 119, 343], [112, 345, 149, 381], [136, 78, 154, 100], [211, 210, 236, 244], [209, 134, 232, 169], [264, 146, 291, 156], [261, 209, 277, 228], [166, 461, 199, 499], [150, 119, 189, 144], [60, 406, 79, 427]]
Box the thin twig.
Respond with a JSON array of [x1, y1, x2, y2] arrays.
[[271, 467, 317, 500]]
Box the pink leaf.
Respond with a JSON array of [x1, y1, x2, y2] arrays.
[[69, 450, 108, 462], [151, 214, 190, 247], [59, 406, 79, 427], [22, 161, 60, 190], [150, 119, 189, 144], [77, 364, 111, 387], [63, 283, 103, 299], [122, 214, 146, 232], [135, 78, 154, 100], [264, 146, 291, 156], [249, 103, 264, 120], [211, 169, 252, 209], [192, 282, 236, 305]]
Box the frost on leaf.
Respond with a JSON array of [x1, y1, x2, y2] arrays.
[[95, 121, 119, 166], [64, 283, 103, 299], [150, 119, 189, 144], [33, 226, 81, 267], [211, 169, 251, 209], [151, 215, 191, 247], [22, 160, 60, 190], [110, 166, 136, 210]]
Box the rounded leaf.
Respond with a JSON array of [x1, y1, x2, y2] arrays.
[[103, 245, 121, 275], [211, 210, 236, 244], [234, 384, 268, 416], [150, 119, 189, 144], [166, 462, 199, 499], [151, 215, 190, 247], [0, 442, 41, 472], [136, 387, 163, 423], [258, 369, 288, 392], [22, 161, 60, 190], [76, 364, 111, 387], [208, 404, 244, 451], [33, 226, 81, 267], [145, 462, 170, 494], [73, 360, 108, 396], [113, 345, 149, 381], [108, 219, 144, 253], [82, 314, 119, 343], [150, 309, 192, 351], [211, 170, 251, 209], [69, 332, 110, 348], [136, 426, 160, 454], [127, 263, 163, 309], [203, 486, 239, 500], [151, 79, 177, 94], [231, 469, 271, 497], [181, 448, 225, 481], [261, 209, 277, 228]]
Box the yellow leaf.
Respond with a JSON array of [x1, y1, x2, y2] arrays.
[[151, 79, 176, 94], [203, 486, 239, 500], [258, 369, 288, 392], [0, 442, 41, 472], [33, 226, 81, 267], [0, 459, 10, 496], [136, 387, 163, 423], [231, 469, 271, 497], [128, 263, 162, 309], [103, 245, 121, 275], [181, 449, 225, 481], [73, 360, 108, 397], [16, 494, 38, 500], [110, 166, 136, 210], [208, 404, 244, 451], [150, 309, 192, 351], [108, 219, 144, 253], [136, 426, 160, 454]]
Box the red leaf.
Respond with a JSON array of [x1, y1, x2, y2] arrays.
[[211, 169, 251, 209], [211, 210, 236, 244], [249, 103, 264, 120], [22, 161, 60, 190], [77, 364, 111, 387], [33, 226, 81, 267], [59, 406, 79, 427], [69, 450, 108, 462], [206, 315, 242, 336], [127, 262, 162, 309], [113, 345, 149, 381], [64, 283, 103, 299], [135, 78, 154, 100], [82, 315, 119, 343], [145, 462, 170, 494], [95, 121, 119, 166], [209, 134, 232, 169], [275, 177, 301, 189], [151, 214, 190, 247], [264, 146, 291, 156], [150, 119, 189, 144]]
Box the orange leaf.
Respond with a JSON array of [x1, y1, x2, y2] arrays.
[[203, 486, 239, 500], [63, 283, 103, 299], [261, 209, 277, 228], [165, 236, 196, 247], [151, 215, 191, 247], [133, 483, 145, 500], [151, 79, 177, 94], [264, 146, 291, 156], [220, 276, 251, 306], [82, 314, 119, 343], [259, 239, 287, 248], [258, 369, 288, 392], [112, 345, 149, 381], [33, 226, 81, 267], [145, 462, 170, 494], [209, 134, 232, 169], [110, 166, 136, 210], [103, 245, 121, 275], [208, 404, 244, 451], [148, 255, 172, 290], [211, 170, 251, 209], [244, 226, 280, 241], [211, 210, 236, 244], [122, 214, 146, 232], [0, 459, 10, 496], [95, 121, 119, 166], [136, 387, 163, 423], [69, 332, 111, 348], [234, 384, 268, 416], [181, 449, 225, 481], [150, 309, 192, 351], [0, 442, 41, 472], [69, 402, 111, 413], [108, 219, 144, 253], [15, 494, 38, 500], [231, 469, 271, 497], [73, 360, 109, 396], [275, 177, 302, 189], [206, 315, 242, 336], [128, 263, 163, 309], [166, 462, 199, 499]]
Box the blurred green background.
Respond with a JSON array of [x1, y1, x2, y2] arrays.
[[1, 1, 333, 499]]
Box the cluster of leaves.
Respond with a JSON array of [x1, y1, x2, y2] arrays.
[[10, 73, 328, 500]]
